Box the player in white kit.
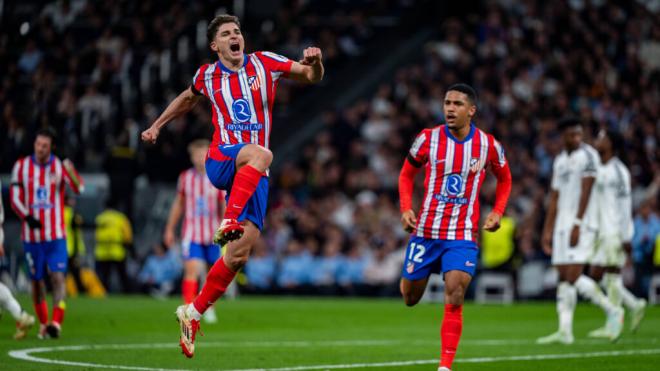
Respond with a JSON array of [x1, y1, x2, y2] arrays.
[[0, 179, 36, 339], [537, 118, 623, 344], [587, 129, 646, 338]]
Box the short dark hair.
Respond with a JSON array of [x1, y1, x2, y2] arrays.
[[207, 14, 241, 44], [557, 117, 582, 131], [35, 127, 57, 142], [603, 129, 624, 155], [447, 83, 478, 106]]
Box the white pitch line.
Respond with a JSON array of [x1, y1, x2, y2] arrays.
[[8, 340, 660, 371]]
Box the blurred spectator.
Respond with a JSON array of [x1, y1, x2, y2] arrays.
[[309, 241, 344, 293], [481, 214, 516, 270], [95, 199, 133, 293], [337, 245, 370, 294], [103, 128, 140, 220], [363, 240, 404, 295], [632, 202, 660, 295], [138, 242, 181, 298], [64, 195, 86, 295], [243, 240, 277, 292], [276, 239, 313, 292]]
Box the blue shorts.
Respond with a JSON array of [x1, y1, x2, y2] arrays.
[[401, 236, 479, 281], [182, 241, 220, 264], [206, 143, 268, 230], [23, 239, 68, 280]]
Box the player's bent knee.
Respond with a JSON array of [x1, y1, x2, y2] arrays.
[[225, 253, 250, 270], [445, 286, 466, 305], [403, 294, 421, 307]]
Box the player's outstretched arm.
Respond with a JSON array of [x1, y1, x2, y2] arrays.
[[288, 47, 324, 84], [141, 87, 203, 144]]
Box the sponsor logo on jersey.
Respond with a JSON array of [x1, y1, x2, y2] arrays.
[[445, 174, 463, 196], [434, 194, 469, 205], [231, 98, 252, 122], [32, 187, 54, 209], [226, 123, 264, 131]]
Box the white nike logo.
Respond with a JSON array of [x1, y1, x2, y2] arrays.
[[213, 88, 222, 95], [433, 159, 446, 165], [232, 205, 242, 209]]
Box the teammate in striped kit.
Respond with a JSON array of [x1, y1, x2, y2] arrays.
[[9, 128, 84, 339], [0, 179, 36, 339], [140, 14, 324, 357], [164, 139, 225, 322], [537, 118, 624, 345], [587, 129, 646, 338], [398, 84, 512, 371]]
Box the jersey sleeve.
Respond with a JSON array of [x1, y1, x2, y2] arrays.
[[487, 136, 512, 215], [191, 64, 210, 96], [488, 137, 508, 169], [550, 158, 560, 191], [256, 51, 294, 79], [582, 147, 599, 178], [408, 130, 430, 166], [176, 172, 186, 197], [9, 159, 28, 219], [62, 159, 84, 194], [619, 164, 634, 243]]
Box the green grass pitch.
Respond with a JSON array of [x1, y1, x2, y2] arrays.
[[0, 295, 658, 370]]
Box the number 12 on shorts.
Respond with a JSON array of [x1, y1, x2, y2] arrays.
[[408, 242, 425, 263]]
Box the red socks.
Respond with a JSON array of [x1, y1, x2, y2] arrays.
[[224, 165, 262, 220], [34, 300, 49, 325], [192, 257, 236, 314], [182, 279, 199, 304], [53, 301, 65, 325], [440, 304, 463, 368]]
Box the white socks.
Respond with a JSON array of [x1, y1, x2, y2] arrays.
[[557, 282, 577, 334], [575, 275, 619, 314], [0, 282, 22, 321], [602, 273, 640, 309]]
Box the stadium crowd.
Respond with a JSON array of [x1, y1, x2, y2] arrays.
[[0, 0, 399, 176], [256, 0, 660, 296], [1, 0, 659, 297]]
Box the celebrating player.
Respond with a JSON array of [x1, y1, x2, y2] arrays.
[[398, 84, 512, 371], [0, 179, 36, 339], [164, 139, 226, 323], [140, 14, 324, 357], [10, 128, 84, 339], [587, 129, 646, 338], [537, 118, 623, 345]]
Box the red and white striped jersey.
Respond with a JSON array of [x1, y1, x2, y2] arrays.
[[191, 52, 293, 150], [410, 124, 508, 241], [10, 155, 84, 243], [177, 168, 225, 245]]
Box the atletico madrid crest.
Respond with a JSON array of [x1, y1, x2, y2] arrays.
[[469, 158, 483, 173], [248, 75, 261, 91]]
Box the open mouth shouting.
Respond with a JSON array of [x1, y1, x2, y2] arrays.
[[229, 41, 241, 56], [445, 113, 457, 124]]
